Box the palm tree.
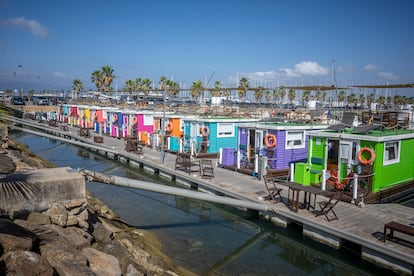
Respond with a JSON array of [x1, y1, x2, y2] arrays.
[[337, 90, 346, 107], [359, 93, 366, 108], [272, 88, 279, 105], [101, 66, 114, 92], [91, 70, 104, 91], [302, 90, 311, 107], [141, 78, 152, 95], [211, 81, 222, 97], [254, 86, 264, 104], [191, 80, 203, 102], [159, 76, 167, 90], [377, 96, 385, 108], [72, 79, 83, 98], [264, 90, 271, 104], [238, 77, 249, 102], [288, 89, 296, 106], [279, 86, 286, 104], [367, 93, 375, 108], [166, 79, 180, 98], [124, 79, 135, 94]]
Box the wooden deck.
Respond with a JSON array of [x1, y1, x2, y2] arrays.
[[6, 116, 414, 275]]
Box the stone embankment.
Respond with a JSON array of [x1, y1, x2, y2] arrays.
[[0, 125, 194, 275]]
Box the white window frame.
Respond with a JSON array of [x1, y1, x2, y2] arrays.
[[217, 123, 234, 137], [285, 130, 306, 149], [383, 140, 401, 166]]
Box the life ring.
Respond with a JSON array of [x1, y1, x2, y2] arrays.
[[113, 114, 118, 123], [201, 126, 210, 137], [94, 112, 98, 122], [166, 122, 173, 132], [132, 116, 137, 125], [264, 133, 277, 148], [358, 147, 375, 165]]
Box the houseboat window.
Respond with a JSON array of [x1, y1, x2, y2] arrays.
[[384, 141, 400, 165], [217, 123, 234, 137], [286, 131, 305, 149], [143, 115, 153, 125]]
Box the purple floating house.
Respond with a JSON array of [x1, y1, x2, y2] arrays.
[[236, 122, 329, 173]]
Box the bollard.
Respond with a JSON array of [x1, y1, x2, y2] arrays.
[[352, 174, 358, 204], [321, 169, 326, 191]]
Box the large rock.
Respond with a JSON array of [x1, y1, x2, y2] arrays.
[[0, 154, 15, 173], [0, 218, 37, 252], [45, 203, 68, 226], [0, 250, 54, 276], [82, 247, 122, 276]]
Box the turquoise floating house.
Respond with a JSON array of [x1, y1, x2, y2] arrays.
[[182, 117, 259, 156]]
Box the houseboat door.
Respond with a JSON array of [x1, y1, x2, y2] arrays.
[[338, 140, 354, 181]]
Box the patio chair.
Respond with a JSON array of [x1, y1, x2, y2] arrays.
[[263, 175, 284, 203], [315, 192, 342, 221], [200, 159, 214, 179], [327, 112, 356, 132]]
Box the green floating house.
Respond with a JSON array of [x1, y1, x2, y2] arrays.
[[296, 121, 414, 203]]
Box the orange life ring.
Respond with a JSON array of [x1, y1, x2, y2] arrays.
[[113, 114, 118, 123], [132, 116, 137, 125], [201, 126, 210, 137], [358, 147, 375, 165], [264, 133, 277, 148], [166, 122, 173, 132]]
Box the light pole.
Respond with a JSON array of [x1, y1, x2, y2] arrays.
[[18, 65, 23, 96]]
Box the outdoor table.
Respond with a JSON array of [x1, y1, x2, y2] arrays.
[[279, 182, 324, 212]]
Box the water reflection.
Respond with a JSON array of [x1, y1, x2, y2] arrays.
[[12, 132, 396, 275]]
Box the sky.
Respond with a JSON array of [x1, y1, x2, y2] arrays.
[[1, 0, 413, 97]]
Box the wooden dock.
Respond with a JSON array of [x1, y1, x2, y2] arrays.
[[5, 116, 414, 275]]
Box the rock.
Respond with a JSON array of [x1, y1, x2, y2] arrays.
[[44, 202, 68, 226], [40, 242, 93, 276], [66, 215, 79, 226], [0, 250, 54, 276], [41, 224, 93, 250], [27, 212, 51, 225], [0, 154, 16, 173], [0, 218, 36, 252], [90, 221, 113, 243], [63, 198, 87, 210], [82, 247, 122, 276]]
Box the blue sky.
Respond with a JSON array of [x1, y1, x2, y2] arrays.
[[1, 0, 413, 96]]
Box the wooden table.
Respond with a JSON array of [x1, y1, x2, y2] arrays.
[[279, 182, 324, 212]]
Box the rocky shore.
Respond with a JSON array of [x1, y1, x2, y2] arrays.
[[0, 128, 194, 275]]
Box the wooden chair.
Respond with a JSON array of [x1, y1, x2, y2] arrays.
[[200, 159, 214, 179], [315, 192, 342, 221], [263, 175, 284, 203]]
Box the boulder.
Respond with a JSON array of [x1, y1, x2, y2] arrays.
[[82, 247, 122, 276], [0, 250, 54, 276], [0, 154, 16, 173], [0, 218, 36, 252]]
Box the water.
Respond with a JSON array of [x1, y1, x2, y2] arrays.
[[12, 132, 397, 275]]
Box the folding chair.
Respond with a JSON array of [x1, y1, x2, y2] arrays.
[[263, 175, 284, 203], [315, 192, 341, 221], [200, 159, 214, 179]]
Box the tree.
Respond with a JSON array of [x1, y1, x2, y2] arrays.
[[302, 90, 310, 107], [211, 81, 222, 97], [288, 89, 296, 105], [254, 86, 264, 104], [264, 90, 271, 104], [191, 80, 203, 102], [337, 90, 346, 107], [101, 66, 114, 92], [72, 79, 83, 98], [91, 70, 104, 91], [166, 79, 180, 98], [272, 88, 279, 105], [279, 86, 286, 104], [124, 79, 136, 94], [159, 76, 167, 90], [238, 77, 249, 102], [359, 93, 366, 108]]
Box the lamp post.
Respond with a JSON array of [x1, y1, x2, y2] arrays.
[[160, 86, 166, 164], [18, 65, 23, 96]]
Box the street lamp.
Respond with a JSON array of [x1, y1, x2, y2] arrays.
[[18, 65, 23, 96]]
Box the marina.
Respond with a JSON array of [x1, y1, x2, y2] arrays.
[[3, 112, 414, 274]]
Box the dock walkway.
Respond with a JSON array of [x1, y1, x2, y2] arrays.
[[6, 116, 414, 275]]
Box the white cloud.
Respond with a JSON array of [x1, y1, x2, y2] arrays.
[[1, 17, 49, 38], [377, 71, 398, 81], [364, 64, 380, 71], [293, 61, 329, 76]]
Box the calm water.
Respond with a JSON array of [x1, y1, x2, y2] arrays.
[[12, 132, 397, 275]]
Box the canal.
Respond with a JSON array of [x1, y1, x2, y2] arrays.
[[12, 132, 397, 275]]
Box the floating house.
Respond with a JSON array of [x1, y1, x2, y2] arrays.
[[182, 117, 259, 157], [297, 114, 414, 203], [228, 121, 329, 175]]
